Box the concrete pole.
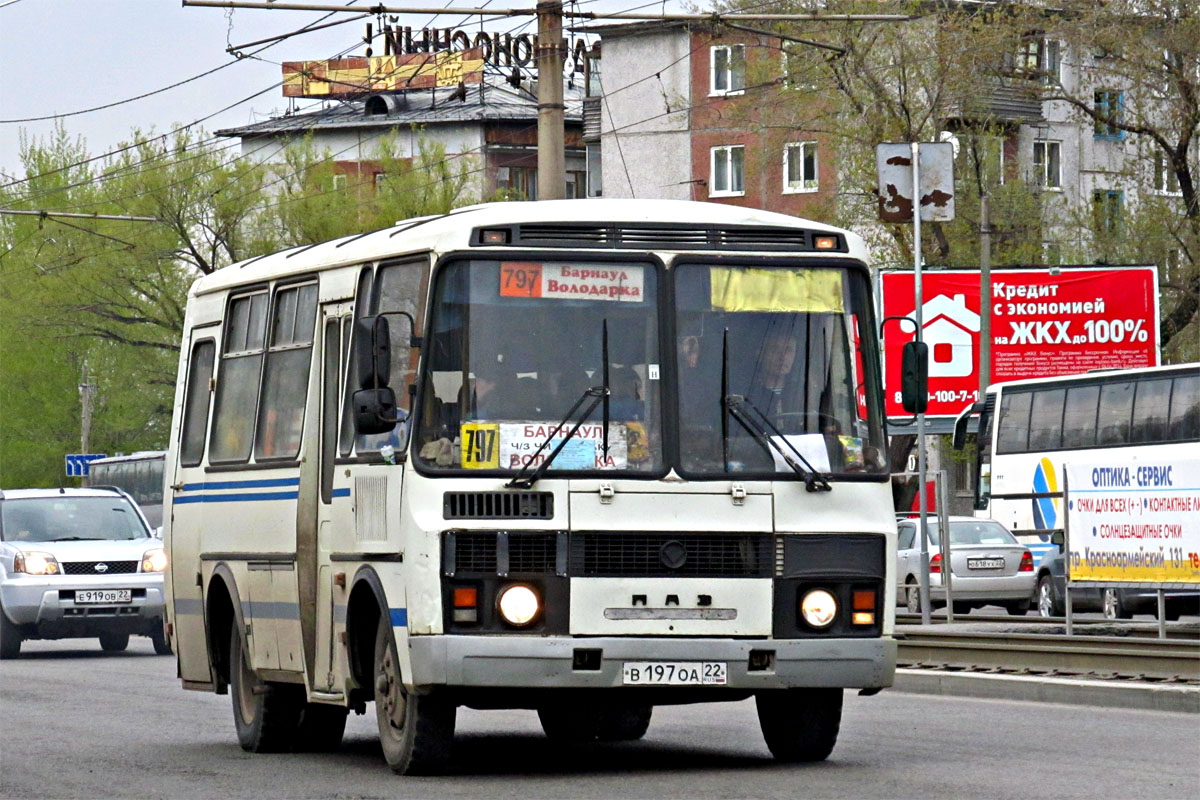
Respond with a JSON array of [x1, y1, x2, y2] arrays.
[[536, 0, 565, 200], [79, 360, 98, 486], [913, 142, 931, 625], [979, 194, 991, 400]]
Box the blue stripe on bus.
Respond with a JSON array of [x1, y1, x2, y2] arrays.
[[332, 488, 350, 498], [174, 491, 299, 504], [181, 478, 300, 492], [389, 608, 408, 627]]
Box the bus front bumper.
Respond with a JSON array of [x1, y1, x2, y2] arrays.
[[408, 635, 896, 691]]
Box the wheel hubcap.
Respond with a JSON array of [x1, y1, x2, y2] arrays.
[[377, 646, 406, 734], [1039, 583, 1052, 616]]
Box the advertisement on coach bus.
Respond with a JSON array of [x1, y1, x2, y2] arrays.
[[880, 266, 1160, 418]]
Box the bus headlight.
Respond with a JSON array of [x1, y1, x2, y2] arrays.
[[141, 548, 168, 573], [497, 584, 540, 627], [14, 551, 60, 575], [800, 589, 838, 628]]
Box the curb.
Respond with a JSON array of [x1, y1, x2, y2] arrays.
[[891, 668, 1199, 713]]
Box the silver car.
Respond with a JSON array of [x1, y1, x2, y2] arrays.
[[0, 488, 170, 658], [896, 517, 1036, 616]]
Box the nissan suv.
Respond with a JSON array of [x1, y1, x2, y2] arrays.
[[0, 487, 170, 658]]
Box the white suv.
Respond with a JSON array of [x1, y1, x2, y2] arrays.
[[0, 487, 169, 658]]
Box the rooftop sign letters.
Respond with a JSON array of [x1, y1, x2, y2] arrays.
[[379, 24, 589, 73], [282, 50, 486, 97]]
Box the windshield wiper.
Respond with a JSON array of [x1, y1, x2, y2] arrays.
[[724, 394, 832, 492], [50, 536, 106, 541], [505, 385, 608, 489]]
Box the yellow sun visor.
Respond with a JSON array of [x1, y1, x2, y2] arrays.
[[709, 267, 844, 313]]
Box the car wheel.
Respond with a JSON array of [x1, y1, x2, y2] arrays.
[[597, 705, 653, 741], [99, 632, 129, 652], [374, 616, 455, 774], [1005, 599, 1031, 616], [230, 627, 302, 752], [1102, 588, 1131, 620], [149, 623, 173, 656], [0, 608, 21, 660], [296, 702, 348, 752], [905, 578, 920, 614], [756, 688, 842, 762], [1037, 574, 1062, 618]]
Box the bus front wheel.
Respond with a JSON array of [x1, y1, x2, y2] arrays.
[[373, 617, 455, 774], [756, 688, 842, 762]]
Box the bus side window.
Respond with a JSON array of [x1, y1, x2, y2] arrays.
[[255, 282, 318, 461], [1028, 388, 1065, 451], [1061, 384, 1098, 449], [1131, 378, 1172, 443], [211, 292, 268, 463], [996, 391, 1032, 453], [1096, 380, 1135, 446], [339, 267, 373, 457], [1168, 373, 1200, 441], [180, 340, 216, 466]]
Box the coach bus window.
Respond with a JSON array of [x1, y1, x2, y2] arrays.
[[1028, 388, 1065, 450], [415, 259, 662, 474], [1131, 377, 1171, 443], [1168, 373, 1199, 441], [210, 291, 268, 463], [1060, 384, 1098, 450], [339, 268, 373, 457], [180, 340, 215, 466], [255, 282, 318, 460], [996, 391, 1032, 454], [1095, 380, 1135, 446]]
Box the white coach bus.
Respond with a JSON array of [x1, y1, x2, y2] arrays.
[[163, 199, 896, 774]]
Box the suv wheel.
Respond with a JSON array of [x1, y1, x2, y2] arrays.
[[1037, 574, 1062, 617], [0, 609, 21, 660]]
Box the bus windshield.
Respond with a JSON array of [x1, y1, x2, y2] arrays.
[[415, 259, 663, 474], [674, 263, 887, 477]]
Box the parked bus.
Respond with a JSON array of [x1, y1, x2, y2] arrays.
[[88, 451, 166, 528], [953, 363, 1200, 613], [163, 199, 896, 774]]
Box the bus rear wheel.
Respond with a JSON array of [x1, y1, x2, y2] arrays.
[[756, 688, 842, 763], [229, 628, 302, 752], [373, 617, 455, 774]]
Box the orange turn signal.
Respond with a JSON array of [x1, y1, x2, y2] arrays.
[[852, 589, 875, 611], [453, 587, 478, 608], [814, 236, 838, 250]]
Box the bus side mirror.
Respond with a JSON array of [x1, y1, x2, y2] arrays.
[[901, 341, 928, 414], [952, 401, 984, 450], [356, 316, 391, 390], [352, 387, 399, 435]]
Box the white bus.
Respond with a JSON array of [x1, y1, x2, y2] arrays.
[[89, 451, 166, 529], [163, 199, 896, 774]]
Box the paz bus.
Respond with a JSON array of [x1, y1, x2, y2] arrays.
[[953, 363, 1200, 614], [163, 199, 896, 774], [88, 451, 166, 528]]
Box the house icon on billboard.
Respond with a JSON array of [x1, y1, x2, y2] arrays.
[[911, 294, 980, 377]]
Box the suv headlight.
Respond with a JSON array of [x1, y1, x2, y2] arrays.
[[14, 551, 61, 575], [141, 548, 168, 573]]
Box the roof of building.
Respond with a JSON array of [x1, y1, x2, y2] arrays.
[[216, 78, 583, 138]]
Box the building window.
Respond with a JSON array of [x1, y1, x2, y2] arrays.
[[1093, 90, 1124, 138], [710, 145, 745, 196], [1093, 190, 1123, 234], [586, 142, 602, 197], [781, 47, 813, 91], [331, 173, 348, 191], [710, 45, 745, 96], [374, 172, 389, 191], [565, 170, 587, 199], [1013, 37, 1060, 83], [783, 141, 818, 193], [1153, 151, 1181, 195], [1032, 141, 1061, 190], [496, 166, 537, 200]]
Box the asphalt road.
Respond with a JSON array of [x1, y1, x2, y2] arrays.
[[2, 638, 1197, 800]]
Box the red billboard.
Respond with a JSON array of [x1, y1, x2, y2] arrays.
[[881, 266, 1160, 418]]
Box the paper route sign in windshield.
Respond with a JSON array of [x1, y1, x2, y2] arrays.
[[499, 262, 645, 302]]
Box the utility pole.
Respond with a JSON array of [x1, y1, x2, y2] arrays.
[[979, 195, 991, 401], [536, 0, 565, 200], [79, 361, 98, 486]]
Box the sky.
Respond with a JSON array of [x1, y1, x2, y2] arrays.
[[0, 0, 686, 185]]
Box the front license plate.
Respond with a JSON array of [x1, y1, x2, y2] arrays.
[[75, 589, 132, 604], [622, 662, 727, 686], [967, 558, 1004, 570]]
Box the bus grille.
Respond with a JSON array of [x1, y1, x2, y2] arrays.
[[443, 491, 554, 520], [61, 561, 139, 575], [508, 533, 559, 573], [451, 532, 498, 573], [569, 533, 773, 577]]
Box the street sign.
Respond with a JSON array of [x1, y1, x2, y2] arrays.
[[875, 142, 956, 222], [65, 453, 107, 477]]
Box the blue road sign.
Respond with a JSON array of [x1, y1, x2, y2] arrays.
[[65, 453, 107, 477]]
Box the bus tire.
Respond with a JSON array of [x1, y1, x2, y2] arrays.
[[296, 702, 348, 752], [99, 632, 129, 652], [756, 688, 842, 763], [374, 617, 455, 774], [597, 705, 653, 741], [230, 627, 302, 753], [149, 622, 173, 655], [0, 608, 21, 660]]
